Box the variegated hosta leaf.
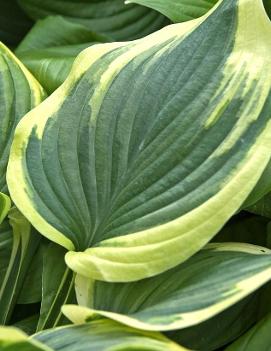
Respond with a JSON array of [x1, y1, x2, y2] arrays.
[[8, 0, 271, 282], [63, 243, 271, 331], [0, 42, 45, 194], [18, 0, 169, 41], [125, 0, 219, 22], [0, 208, 41, 324], [0, 0, 33, 47], [0, 327, 50, 351], [16, 16, 110, 93], [33, 320, 187, 351], [225, 313, 271, 351], [0, 193, 10, 223]]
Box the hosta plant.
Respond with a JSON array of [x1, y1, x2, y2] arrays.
[[1, 0, 271, 350]]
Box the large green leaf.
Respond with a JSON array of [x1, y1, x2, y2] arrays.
[[37, 242, 75, 331], [0, 208, 41, 324], [7, 0, 271, 283], [34, 320, 187, 351], [63, 243, 271, 331], [16, 16, 110, 93], [0, 0, 33, 47], [0, 327, 51, 351], [0, 41, 45, 193], [225, 313, 271, 351], [18, 0, 169, 41], [126, 0, 219, 22]]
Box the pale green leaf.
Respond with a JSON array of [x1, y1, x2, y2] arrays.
[[63, 243, 271, 331], [16, 16, 110, 93], [8, 0, 271, 282]]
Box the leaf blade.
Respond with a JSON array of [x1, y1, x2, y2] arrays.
[[63, 243, 271, 331], [8, 0, 271, 282]]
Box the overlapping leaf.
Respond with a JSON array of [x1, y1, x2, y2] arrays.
[[18, 0, 169, 41], [63, 243, 271, 331], [7, 0, 271, 283]]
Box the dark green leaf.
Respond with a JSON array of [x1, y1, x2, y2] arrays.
[[225, 313, 271, 351], [18, 0, 169, 41], [125, 0, 219, 22], [0, 0, 33, 47], [37, 243, 75, 331]]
